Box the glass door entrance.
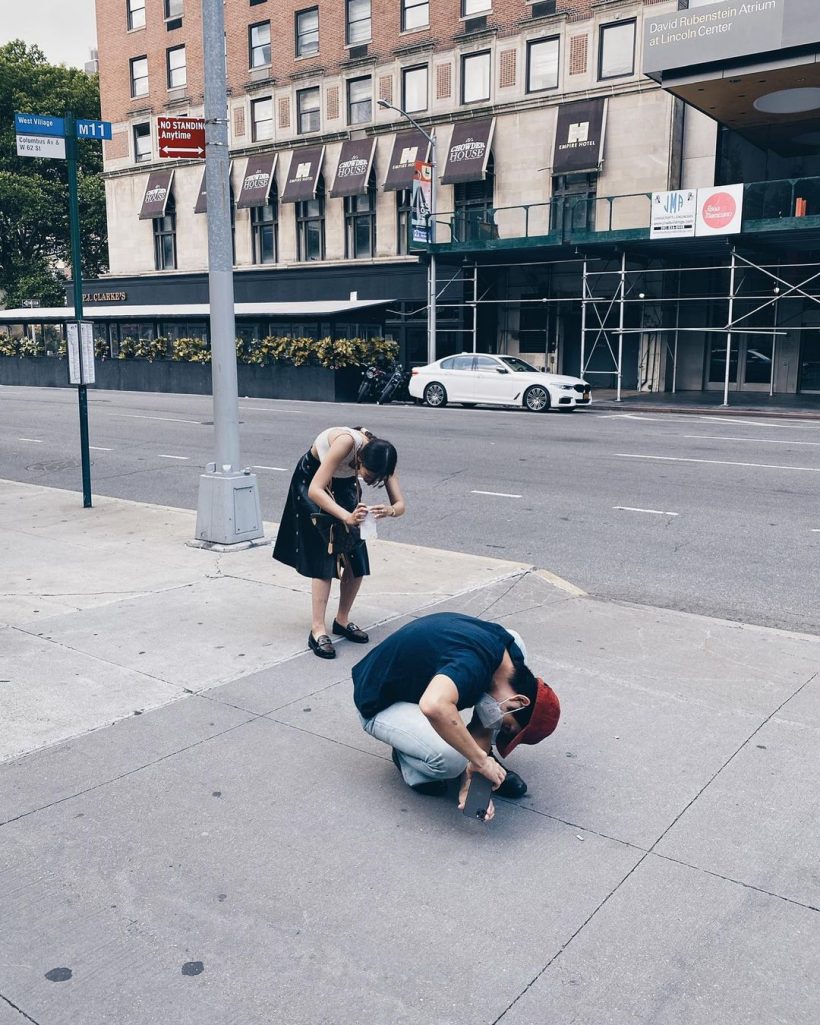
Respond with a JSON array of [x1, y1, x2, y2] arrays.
[[707, 334, 775, 391]]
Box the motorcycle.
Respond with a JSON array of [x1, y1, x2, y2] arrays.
[[376, 362, 409, 405], [356, 364, 388, 403]]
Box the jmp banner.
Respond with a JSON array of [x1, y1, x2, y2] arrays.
[[411, 161, 432, 244]]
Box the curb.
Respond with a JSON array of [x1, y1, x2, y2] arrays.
[[592, 402, 820, 421]]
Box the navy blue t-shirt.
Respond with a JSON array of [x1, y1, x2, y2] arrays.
[[352, 612, 519, 719]]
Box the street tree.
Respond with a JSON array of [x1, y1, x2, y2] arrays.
[[0, 40, 107, 308]]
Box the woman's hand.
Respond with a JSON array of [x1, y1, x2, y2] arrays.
[[344, 503, 369, 527], [370, 503, 396, 520]]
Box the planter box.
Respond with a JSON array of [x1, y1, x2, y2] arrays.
[[0, 357, 361, 403]]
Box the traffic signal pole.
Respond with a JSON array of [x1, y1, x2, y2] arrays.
[[66, 111, 92, 508]]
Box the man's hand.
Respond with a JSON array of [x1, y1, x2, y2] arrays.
[[472, 751, 506, 788], [457, 764, 497, 822]]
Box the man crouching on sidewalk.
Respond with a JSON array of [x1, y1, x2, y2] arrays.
[[352, 612, 560, 820]]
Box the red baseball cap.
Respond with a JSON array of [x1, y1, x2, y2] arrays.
[[496, 677, 560, 758]]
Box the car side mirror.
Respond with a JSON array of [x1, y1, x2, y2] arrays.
[[540, 367, 546, 373], [495, 367, 508, 374]]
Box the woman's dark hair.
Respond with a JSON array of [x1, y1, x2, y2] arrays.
[[359, 437, 397, 484]]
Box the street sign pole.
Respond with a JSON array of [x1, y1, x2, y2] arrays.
[[65, 111, 92, 508], [193, 0, 263, 547]]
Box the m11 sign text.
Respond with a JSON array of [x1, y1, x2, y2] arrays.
[[157, 116, 206, 159]]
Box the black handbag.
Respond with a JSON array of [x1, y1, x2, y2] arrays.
[[310, 477, 362, 570]]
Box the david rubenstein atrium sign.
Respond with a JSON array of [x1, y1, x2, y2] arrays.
[[643, 0, 819, 78]]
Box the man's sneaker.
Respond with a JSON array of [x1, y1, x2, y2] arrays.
[[391, 747, 447, 797], [491, 750, 528, 799]]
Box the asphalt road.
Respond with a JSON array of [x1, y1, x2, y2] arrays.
[[1, 385, 818, 635]]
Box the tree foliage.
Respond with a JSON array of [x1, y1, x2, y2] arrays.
[[0, 40, 108, 308]]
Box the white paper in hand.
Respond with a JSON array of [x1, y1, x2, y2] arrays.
[[359, 510, 378, 540]]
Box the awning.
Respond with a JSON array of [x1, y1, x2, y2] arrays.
[[0, 299, 393, 322], [440, 118, 495, 185], [329, 138, 376, 198], [552, 98, 607, 175], [382, 130, 431, 192], [194, 162, 235, 214], [281, 145, 325, 203], [138, 169, 174, 220], [235, 153, 277, 209]]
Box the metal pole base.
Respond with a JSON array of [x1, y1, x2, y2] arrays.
[[194, 468, 264, 546]]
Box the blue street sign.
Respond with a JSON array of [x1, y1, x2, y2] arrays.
[[76, 118, 112, 141], [14, 112, 65, 137]]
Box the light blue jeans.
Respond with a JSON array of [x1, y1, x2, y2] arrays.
[[360, 628, 527, 787]]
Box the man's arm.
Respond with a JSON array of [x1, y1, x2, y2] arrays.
[[419, 676, 505, 788]]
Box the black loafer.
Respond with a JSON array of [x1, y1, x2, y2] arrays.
[[491, 751, 528, 799], [308, 632, 336, 659], [332, 619, 369, 643], [391, 747, 447, 797]]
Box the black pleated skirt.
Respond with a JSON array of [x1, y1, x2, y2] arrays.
[[272, 450, 370, 581]]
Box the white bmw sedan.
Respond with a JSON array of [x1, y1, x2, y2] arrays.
[[408, 353, 591, 412]]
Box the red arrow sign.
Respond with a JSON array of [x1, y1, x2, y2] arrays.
[[157, 116, 205, 160]]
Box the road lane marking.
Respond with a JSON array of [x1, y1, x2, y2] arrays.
[[617, 453, 820, 473], [157, 454, 189, 460], [613, 506, 679, 516], [238, 406, 308, 415], [90, 446, 112, 451], [251, 465, 288, 472], [692, 415, 820, 430], [17, 437, 43, 443], [471, 490, 522, 498], [684, 434, 820, 447], [116, 413, 202, 424]]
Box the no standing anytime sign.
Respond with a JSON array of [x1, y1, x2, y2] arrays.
[[157, 116, 206, 159]]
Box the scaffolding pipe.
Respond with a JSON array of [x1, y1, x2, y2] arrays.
[[617, 251, 626, 401], [673, 268, 681, 394], [472, 263, 478, 353], [723, 249, 736, 407], [580, 257, 588, 378], [771, 275, 780, 397]]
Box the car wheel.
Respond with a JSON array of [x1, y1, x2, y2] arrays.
[[523, 385, 550, 412], [424, 382, 447, 408]]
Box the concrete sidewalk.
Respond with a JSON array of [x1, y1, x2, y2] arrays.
[[592, 388, 820, 419], [1, 480, 818, 1025]]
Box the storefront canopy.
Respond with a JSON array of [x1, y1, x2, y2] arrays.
[[235, 153, 278, 209], [138, 169, 174, 220], [440, 118, 495, 185], [552, 98, 607, 175], [194, 162, 235, 214], [382, 129, 431, 192], [329, 138, 377, 198], [281, 145, 325, 203]]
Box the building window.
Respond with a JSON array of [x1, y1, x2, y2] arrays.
[[251, 200, 278, 264], [461, 51, 490, 104], [249, 21, 271, 68], [396, 188, 412, 255], [551, 172, 597, 234], [153, 194, 177, 270], [347, 77, 372, 125], [296, 7, 319, 57], [462, 0, 491, 15], [527, 37, 559, 93], [297, 86, 321, 133], [130, 56, 148, 97], [127, 0, 146, 31], [402, 65, 427, 113], [296, 176, 325, 261], [164, 0, 183, 18], [345, 175, 376, 259], [453, 154, 494, 242], [401, 0, 428, 31], [251, 97, 273, 141], [133, 122, 151, 162], [599, 20, 635, 80], [346, 0, 371, 45], [167, 45, 186, 89]]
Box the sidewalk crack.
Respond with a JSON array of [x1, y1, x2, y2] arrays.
[[0, 991, 42, 1024]]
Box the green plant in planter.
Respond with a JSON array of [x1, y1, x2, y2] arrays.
[[172, 337, 211, 363], [94, 337, 109, 359], [118, 336, 135, 359], [314, 336, 361, 369], [0, 335, 17, 357], [18, 334, 42, 357]]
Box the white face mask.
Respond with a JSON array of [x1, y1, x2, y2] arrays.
[[475, 693, 522, 733]]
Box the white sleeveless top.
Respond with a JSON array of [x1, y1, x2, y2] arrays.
[[313, 427, 367, 478]]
